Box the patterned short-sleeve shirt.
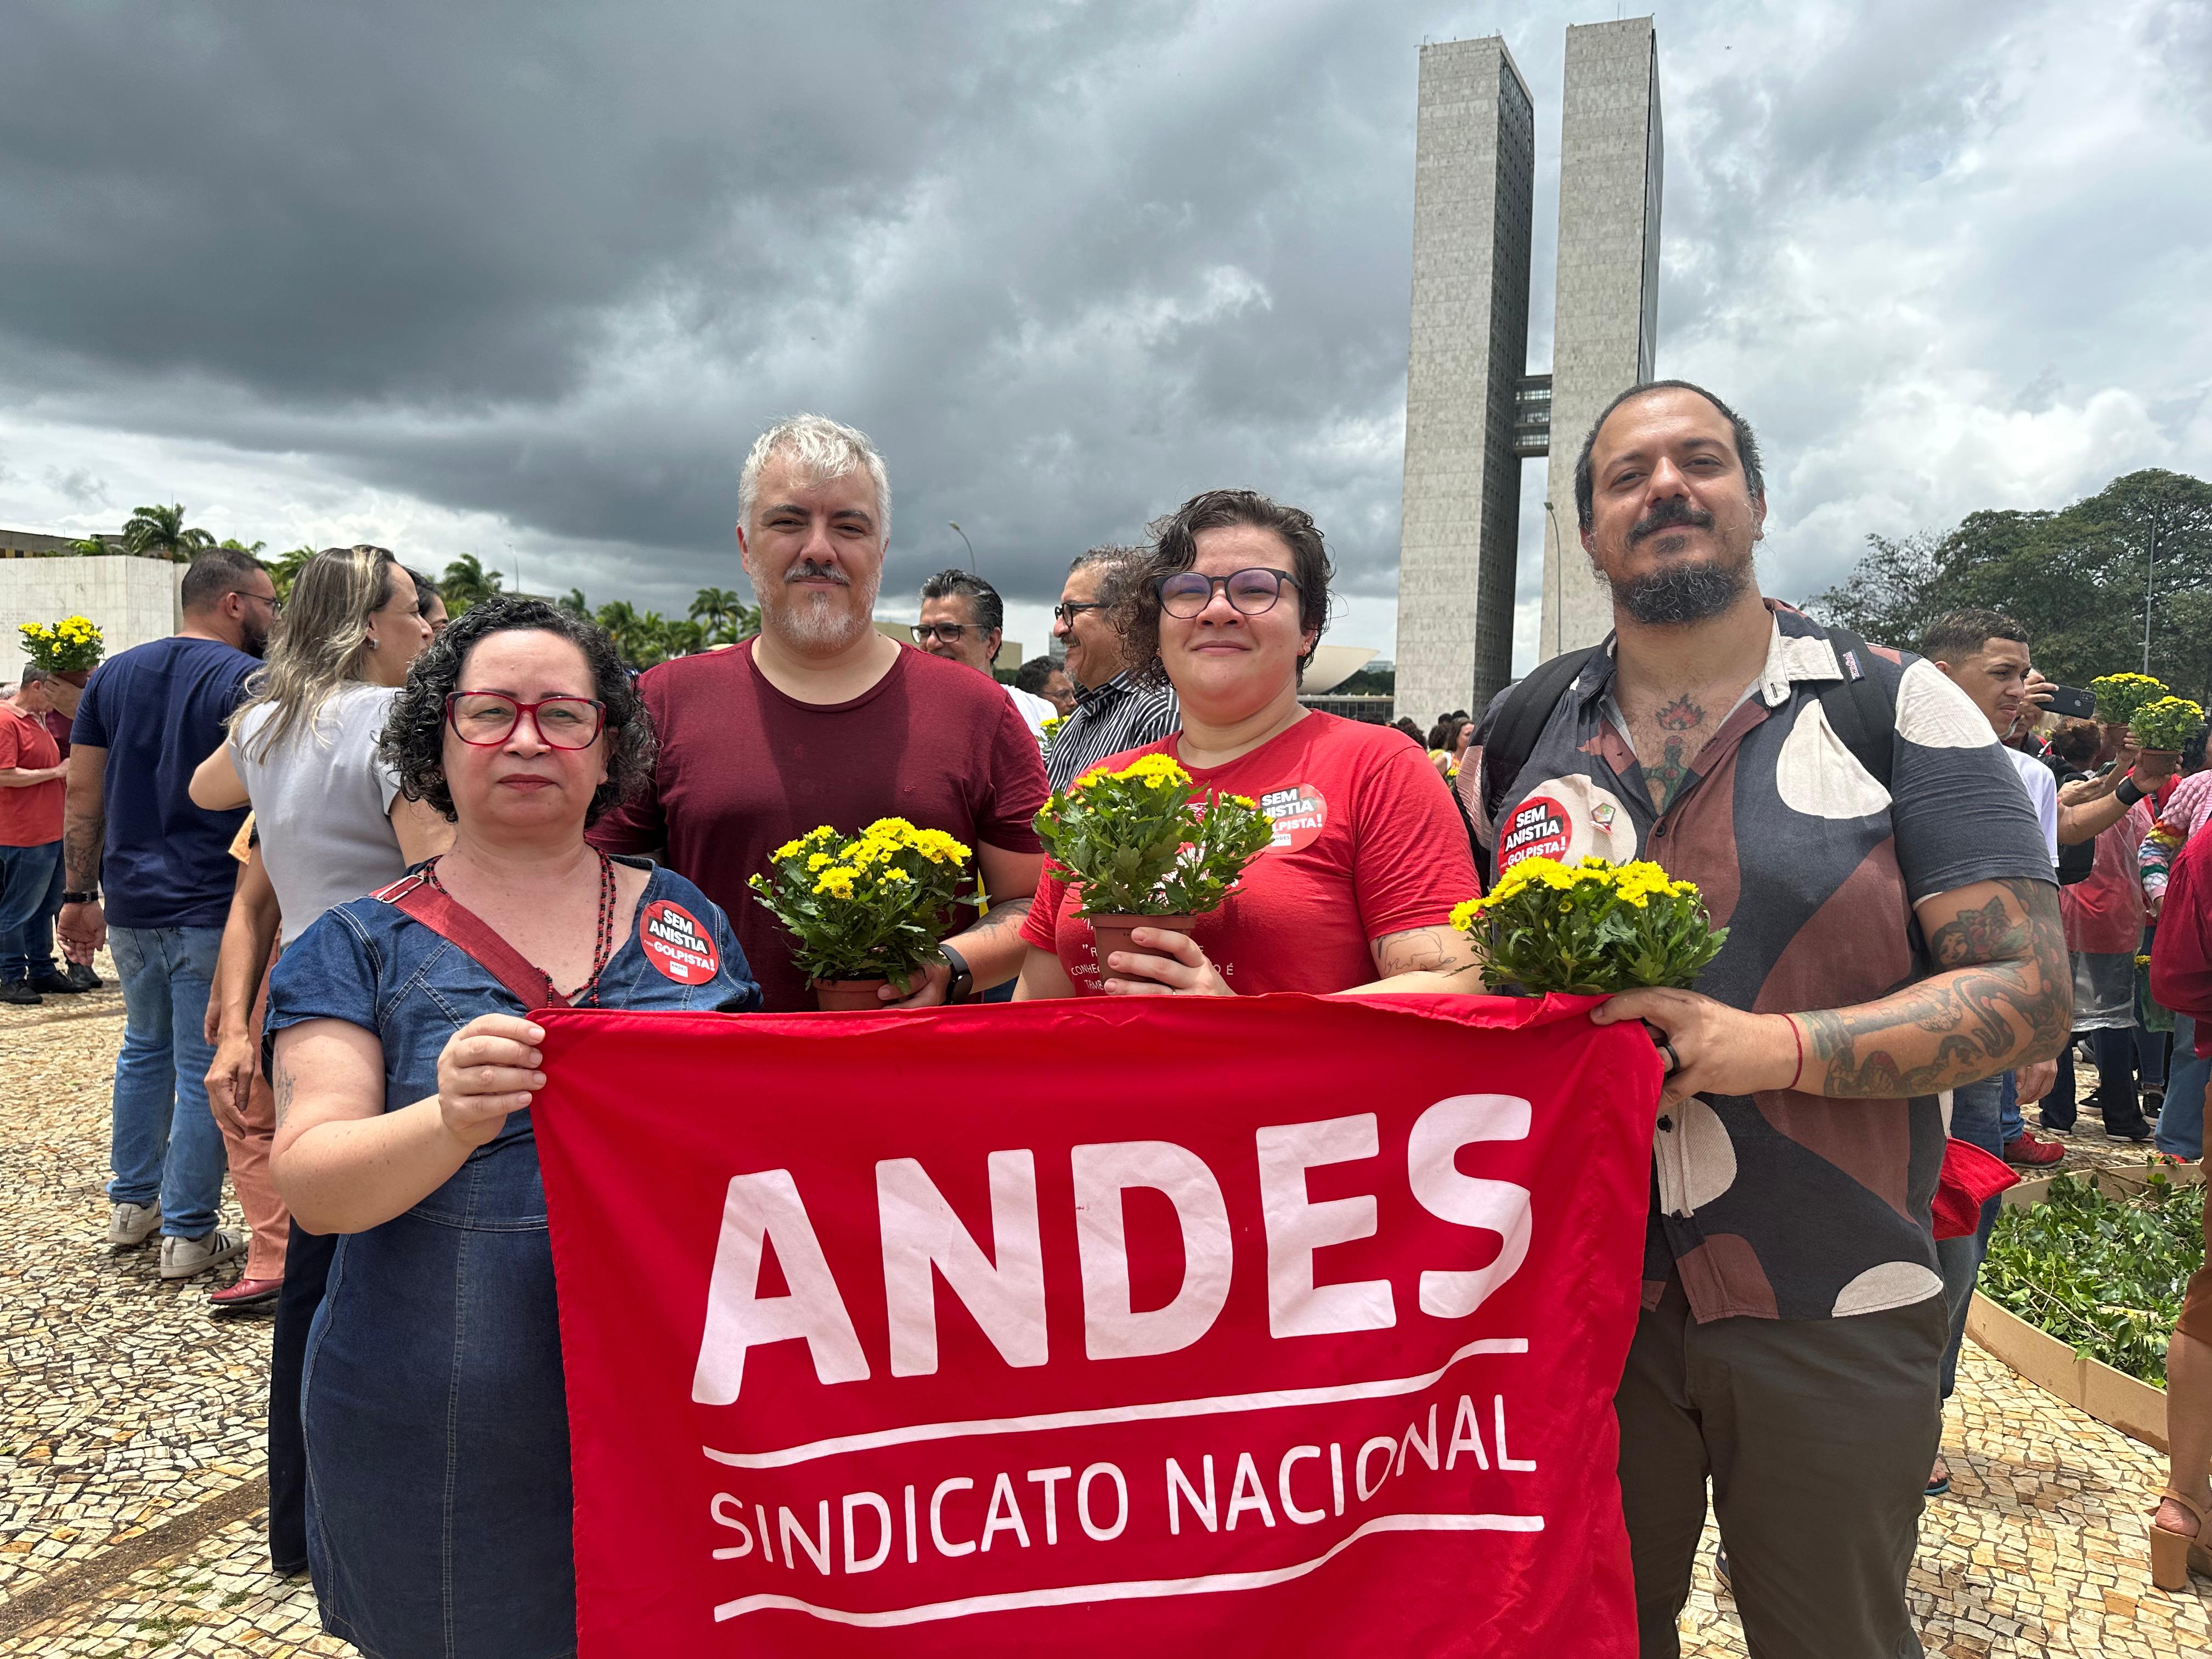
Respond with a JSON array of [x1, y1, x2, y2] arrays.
[[1476, 603, 2057, 1323]]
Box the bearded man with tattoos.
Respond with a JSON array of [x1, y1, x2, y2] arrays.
[[1470, 382, 2066, 1659]]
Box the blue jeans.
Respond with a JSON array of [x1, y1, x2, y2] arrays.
[[2159, 1013, 2209, 1161], [0, 840, 63, 978], [106, 926, 229, 1239], [1999, 1065, 2023, 1145], [1938, 1073, 2008, 1400]]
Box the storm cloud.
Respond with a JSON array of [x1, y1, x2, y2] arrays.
[[2, 0, 2205, 666]]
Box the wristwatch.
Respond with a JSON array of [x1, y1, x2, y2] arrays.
[[939, 943, 974, 1007], [62, 889, 99, 905]]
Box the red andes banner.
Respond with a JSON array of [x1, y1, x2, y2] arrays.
[[532, 992, 1661, 1657]]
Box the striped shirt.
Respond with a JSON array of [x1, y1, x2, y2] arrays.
[[1045, 672, 1181, 790]]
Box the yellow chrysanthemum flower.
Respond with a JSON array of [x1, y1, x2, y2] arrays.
[[771, 838, 804, 861]]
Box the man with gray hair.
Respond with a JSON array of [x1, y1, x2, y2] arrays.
[[1043, 545, 1180, 789], [914, 567, 1057, 743], [592, 413, 1049, 1011], [1, 664, 70, 1003]]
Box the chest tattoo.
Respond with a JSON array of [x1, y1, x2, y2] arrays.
[[1640, 695, 1709, 812]]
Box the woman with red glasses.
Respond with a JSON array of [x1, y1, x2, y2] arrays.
[[264, 597, 759, 1659], [1014, 489, 1482, 1000]]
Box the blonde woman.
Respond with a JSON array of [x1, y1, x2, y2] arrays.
[[187, 543, 443, 1572]]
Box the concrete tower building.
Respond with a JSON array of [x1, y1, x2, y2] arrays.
[[1392, 38, 1535, 727], [1393, 18, 1662, 717], [1540, 16, 1664, 659]]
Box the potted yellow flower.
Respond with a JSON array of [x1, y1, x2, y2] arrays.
[[1451, 855, 1727, 995], [748, 819, 972, 1009], [18, 614, 105, 686], [2129, 695, 2205, 763], [1032, 754, 1273, 983], [2090, 673, 2168, 730]]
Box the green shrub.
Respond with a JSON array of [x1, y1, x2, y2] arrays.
[[1979, 1169, 2204, 1386]]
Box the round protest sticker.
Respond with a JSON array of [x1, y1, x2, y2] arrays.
[[639, 900, 719, 984], [1256, 782, 1328, 852]]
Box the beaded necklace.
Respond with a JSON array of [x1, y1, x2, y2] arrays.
[[424, 849, 619, 1007]]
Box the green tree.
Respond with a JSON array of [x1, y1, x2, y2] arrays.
[[218, 537, 266, 555], [662, 618, 707, 658], [265, 546, 319, 603], [558, 588, 591, 617], [1808, 469, 2212, 701], [441, 554, 505, 616], [67, 537, 112, 557], [688, 585, 758, 645], [121, 503, 215, 562]]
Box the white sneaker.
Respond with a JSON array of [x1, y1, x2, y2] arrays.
[[160, 1228, 247, 1280], [108, 1201, 162, 1249]]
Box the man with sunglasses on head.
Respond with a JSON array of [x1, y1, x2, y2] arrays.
[[915, 568, 1058, 746], [1044, 545, 1181, 790], [590, 414, 1048, 1012]]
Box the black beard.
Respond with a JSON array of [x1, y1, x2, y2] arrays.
[[1611, 559, 1750, 626]]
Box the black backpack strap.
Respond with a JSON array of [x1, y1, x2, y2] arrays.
[[1476, 645, 1601, 883], [1809, 624, 1895, 790]]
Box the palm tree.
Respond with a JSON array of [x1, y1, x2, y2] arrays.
[[661, 619, 706, 659], [689, 586, 758, 645], [441, 554, 505, 616], [67, 537, 112, 557], [594, 600, 644, 666], [268, 546, 318, 602], [122, 503, 216, 562], [219, 537, 267, 555], [558, 588, 591, 617]]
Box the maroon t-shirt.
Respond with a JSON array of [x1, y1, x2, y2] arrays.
[[589, 640, 1048, 1011]]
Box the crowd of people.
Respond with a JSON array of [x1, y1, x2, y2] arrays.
[[5, 385, 2207, 1656]]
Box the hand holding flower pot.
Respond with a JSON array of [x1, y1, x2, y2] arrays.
[[1033, 754, 1273, 988], [748, 819, 972, 1008], [17, 615, 105, 675]]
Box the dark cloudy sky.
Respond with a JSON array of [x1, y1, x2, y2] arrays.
[[2, 1, 2207, 670]]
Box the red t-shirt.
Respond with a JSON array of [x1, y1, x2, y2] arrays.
[[1019, 712, 1478, 995], [590, 640, 1048, 1012], [0, 704, 64, 847]]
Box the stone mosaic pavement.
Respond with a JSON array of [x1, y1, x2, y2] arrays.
[[1, 995, 2207, 1655]]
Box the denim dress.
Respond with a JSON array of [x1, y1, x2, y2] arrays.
[[264, 859, 759, 1659]]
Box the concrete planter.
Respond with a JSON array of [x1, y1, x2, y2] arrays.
[[1968, 1162, 2202, 1455]]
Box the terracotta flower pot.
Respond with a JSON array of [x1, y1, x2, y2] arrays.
[[57, 669, 91, 688], [1088, 914, 1197, 986], [812, 978, 891, 1011]]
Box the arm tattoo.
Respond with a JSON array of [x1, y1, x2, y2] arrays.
[[965, 894, 1034, 937], [1798, 878, 2069, 1097], [64, 812, 103, 891], [1371, 925, 1470, 977], [273, 1058, 295, 1130]]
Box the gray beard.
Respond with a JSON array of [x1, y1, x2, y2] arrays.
[[1611, 559, 1750, 627], [769, 580, 877, 652]]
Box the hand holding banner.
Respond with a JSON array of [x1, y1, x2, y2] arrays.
[[534, 991, 1660, 1656]]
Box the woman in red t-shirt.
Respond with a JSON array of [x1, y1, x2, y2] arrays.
[[1014, 489, 1480, 999]]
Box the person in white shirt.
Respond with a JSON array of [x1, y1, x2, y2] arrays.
[[913, 568, 1057, 742]]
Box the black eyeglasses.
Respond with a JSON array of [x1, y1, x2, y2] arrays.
[[445, 692, 606, 750], [1155, 568, 1299, 620], [910, 623, 978, 644], [1052, 601, 1104, 627], [241, 591, 284, 615]]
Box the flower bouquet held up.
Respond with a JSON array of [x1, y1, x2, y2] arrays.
[[2128, 696, 2205, 761], [748, 819, 972, 1009], [1032, 753, 1273, 985], [1451, 856, 1728, 995], [18, 615, 104, 676], [2090, 673, 2168, 730]]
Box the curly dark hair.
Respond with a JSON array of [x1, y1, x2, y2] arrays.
[[1117, 489, 1333, 688], [378, 595, 655, 826]]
